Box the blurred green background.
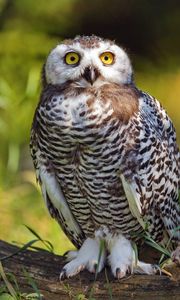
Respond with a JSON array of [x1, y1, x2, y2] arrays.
[[0, 0, 180, 254]]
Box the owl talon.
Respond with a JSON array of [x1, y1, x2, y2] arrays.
[[153, 264, 161, 275], [94, 263, 98, 273], [127, 265, 132, 274], [115, 267, 128, 279], [60, 238, 106, 278], [115, 267, 121, 279], [77, 264, 85, 273], [59, 269, 67, 281]]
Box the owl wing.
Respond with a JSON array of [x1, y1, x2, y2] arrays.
[[120, 92, 180, 240], [120, 173, 146, 229], [30, 123, 85, 249]]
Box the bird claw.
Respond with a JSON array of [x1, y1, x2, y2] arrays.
[[115, 265, 132, 279], [152, 264, 161, 275], [116, 267, 121, 278], [59, 269, 67, 281], [59, 264, 85, 281], [127, 265, 132, 274], [77, 264, 85, 273], [93, 263, 98, 273]]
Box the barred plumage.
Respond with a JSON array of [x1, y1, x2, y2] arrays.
[[30, 35, 180, 279]]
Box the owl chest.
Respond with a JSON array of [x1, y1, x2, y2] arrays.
[[39, 95, 129, 199], [44, 109, 122, 205], [41, 93, 123, 164], [38, 98, 139, 233], [47, 133, 121, 188]]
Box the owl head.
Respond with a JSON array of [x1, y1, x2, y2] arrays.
[[44, 35, 133, 88]]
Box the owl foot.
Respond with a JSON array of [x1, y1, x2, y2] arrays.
[[134, 261, 160, 275], [108, 235, 134, 279], [59, 238, 106, 280], [171, 244, 180, 265], [107, 234, 159, 279]]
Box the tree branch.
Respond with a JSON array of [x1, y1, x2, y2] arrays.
[[0, 240, 179, 299]]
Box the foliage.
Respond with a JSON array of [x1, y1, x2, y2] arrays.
[[0, 262, 43, 299]]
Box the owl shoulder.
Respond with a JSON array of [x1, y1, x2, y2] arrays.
[[137, 91, 176, 141]]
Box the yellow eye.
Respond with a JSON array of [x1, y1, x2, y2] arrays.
[[65, 52, 80, 65], [100, 52, 114, 65]]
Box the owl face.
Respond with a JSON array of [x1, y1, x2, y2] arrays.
[[45, 35, 133, 87]]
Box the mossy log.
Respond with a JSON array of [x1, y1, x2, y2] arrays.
[[0, 240, 180, 300]]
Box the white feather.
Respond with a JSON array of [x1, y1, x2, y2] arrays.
[[39, 165, 82, 237], [45, 39, 132, 86], [120, 174, 145, 229]]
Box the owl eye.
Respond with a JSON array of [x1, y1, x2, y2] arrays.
[[65, 52, 80, 65], [100, 52, 114, 65]]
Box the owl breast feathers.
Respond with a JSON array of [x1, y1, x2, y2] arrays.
[[30, 35, 180, 279]]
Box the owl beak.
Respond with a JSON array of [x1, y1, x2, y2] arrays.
[[83, 66, 99, 85]]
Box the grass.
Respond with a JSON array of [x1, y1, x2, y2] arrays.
[[0, 262, 43, 300], [0, 225, 55, 262], [0, 227, 54, 299]]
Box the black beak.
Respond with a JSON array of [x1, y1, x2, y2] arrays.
[[83, 66, 99, 85]]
